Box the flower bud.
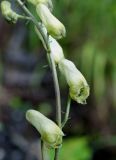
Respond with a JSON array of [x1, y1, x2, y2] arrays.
[[26, 109, 64, 148], [36, 4, 66, 39], [59, 59, 90, 104], [49, 36, 64, 64], [1, 1, 20, 23], [27, 0, 53, 11]]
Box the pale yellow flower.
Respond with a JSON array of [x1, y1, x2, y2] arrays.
[[1, 1, 20, 23], [36, 4, 66, 39], [26, 109, 64, 148], [27, 0, 53, 11], [49, 36, 64, 63], [59, 59, 90, 104]]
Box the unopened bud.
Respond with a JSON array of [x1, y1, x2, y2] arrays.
[[59, 59, 90, 104], [36, 4, 66, 39], [49, 36, 64, 63], [26, 109, 64, 148], [27, 0, 53, 11], [1, 1, 20, 23]]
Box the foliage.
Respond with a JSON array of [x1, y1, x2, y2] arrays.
[[50, 137, 92, 160]]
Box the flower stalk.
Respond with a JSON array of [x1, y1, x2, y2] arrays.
[[62, 95, 71, 128], [49, 53, 62, 127]]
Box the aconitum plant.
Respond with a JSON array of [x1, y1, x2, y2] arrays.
[[1, 0, 90, 160]]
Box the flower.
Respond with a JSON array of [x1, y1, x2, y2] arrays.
[[26, 109, 64, 148], [49, 36, 64, 63], [35, 23, 64, 63], [59, 59, 90, 104], [1, 1, 20, 23], [36, 4, 66, 39], [27, 0, 53, 11]]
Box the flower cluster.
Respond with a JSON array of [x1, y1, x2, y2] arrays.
[[31, 0, 90, 146], [30, 0, 90, 103], [1, 0, 90, 150], [1, 0, 89, 104]]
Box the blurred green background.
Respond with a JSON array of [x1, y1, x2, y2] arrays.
[[0, 0, 116, 160]]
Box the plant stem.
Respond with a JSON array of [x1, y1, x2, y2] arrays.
[[54, 96, 71, 160], [41, 140, 49, 160], [19, 15, 31, 20], [54, 148, 60, 160], [49, 54, 62, 127], [41, 140, 44, 160], [48, 54, 62, 160], [62, 95, 71, 128]]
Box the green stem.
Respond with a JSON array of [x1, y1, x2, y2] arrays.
[[62, 95, 71, 128], [41, 140, 49, 160], [19, 15, 31, 20], [41, 140, 44, 160], [54, 148, 60, 160], [54, 96, 71, 160], [49, 54, 62, 127], [48, 54, 62, 160]]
